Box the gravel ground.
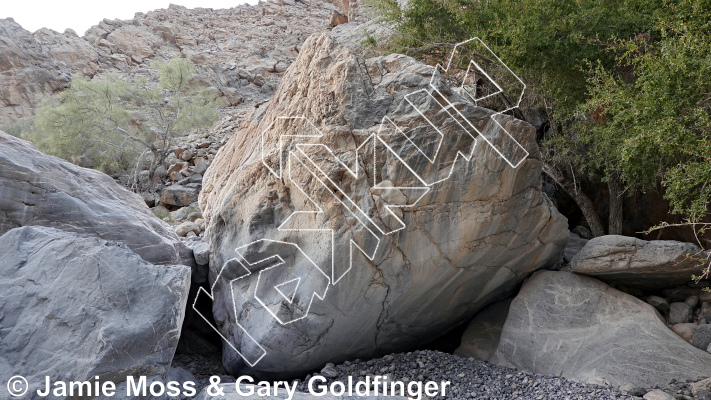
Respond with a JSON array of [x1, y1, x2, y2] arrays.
[[292, 350, 641, 400], [174, 349, 708, 399]]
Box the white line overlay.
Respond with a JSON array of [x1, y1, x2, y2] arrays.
[[195, 37, 529, 366]]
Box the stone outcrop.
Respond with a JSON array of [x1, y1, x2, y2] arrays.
[[0, 131, 194, 266], [33, 27, 101, 76], [0, 18, 70, 122], [200, 33, 568, 377], [0, 226, 190, 400], [571, 235, 706, 289], [491, 271, 711, 388]]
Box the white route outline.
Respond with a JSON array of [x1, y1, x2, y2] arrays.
[[194, 257, 267, 367], [198, 37, 531, 367], [429, 37, 529, 169], [236, 239, 330, 325]]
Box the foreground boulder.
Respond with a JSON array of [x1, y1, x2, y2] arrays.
[[570, 235, 704, 289], [200, 33, 568, 377], [491, 271, 711, 388], [0, 226, 191, 399], [0, 131, 194, 266]]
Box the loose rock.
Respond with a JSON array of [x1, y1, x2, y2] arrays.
[[670, 302, 693, 324]]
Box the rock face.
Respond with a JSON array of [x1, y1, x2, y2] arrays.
[[0, 226, 191, 400], [33, 27, 102, 76], [570, 235, 704, 289], [200, 33, 568, 377], [0, 18, 70, 122], [491, 271, 711, 388], [0, 131, 194, 266]]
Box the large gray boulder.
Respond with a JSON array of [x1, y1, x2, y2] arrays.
[[0, 131, 194, 266], [490, 271, 711, 388], [571, 235, 704, 289], [0, 226, 191, 400], [200, 33, 568, 378]]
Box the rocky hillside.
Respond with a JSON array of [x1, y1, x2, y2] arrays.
[[0, 0, 353, 123]]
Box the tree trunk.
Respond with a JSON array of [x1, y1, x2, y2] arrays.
[[607, 171, 624, 235], [543, 163, 606, 237], [148, 149, 161, 192]]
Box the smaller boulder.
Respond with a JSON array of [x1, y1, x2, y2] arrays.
[[687, 296, 700, 308], [194, 161, 210, 175], [0, 226, 190, 398], [618, 384, 646, 397], [672, 323, 697, 343], [320, 363, 338, 378], [670, 302, 693, 324], [161, 185, 199, 207], [693, 378, 711, 396], [490, 271, 711, 388], [170, 203, 202, 222], [189, 240, 210, 266], [647, 296, 670, 311], [643, 390, 675, 400], [181, 148, 196, 161], [571, 235, 703, 289], [563, 232, 589, 263], [175, 221, 200, 237], [702, 302, 711, 321], [572, 225, 593, 240], [693, 324, 711, 350], [699, 391, 711, 400]]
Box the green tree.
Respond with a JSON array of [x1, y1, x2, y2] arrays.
[[27, 75, 138, 173], [23, 57, 221, 184], [129, 58, 222, 187], [372, 0, 711, 238], [578, 0, 711, 238]]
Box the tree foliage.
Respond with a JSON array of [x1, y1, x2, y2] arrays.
[[372, 0, 711, 236], [19, 57, 221, 179], [27, 76, 137, 173], [579, 0, 711, 223]]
